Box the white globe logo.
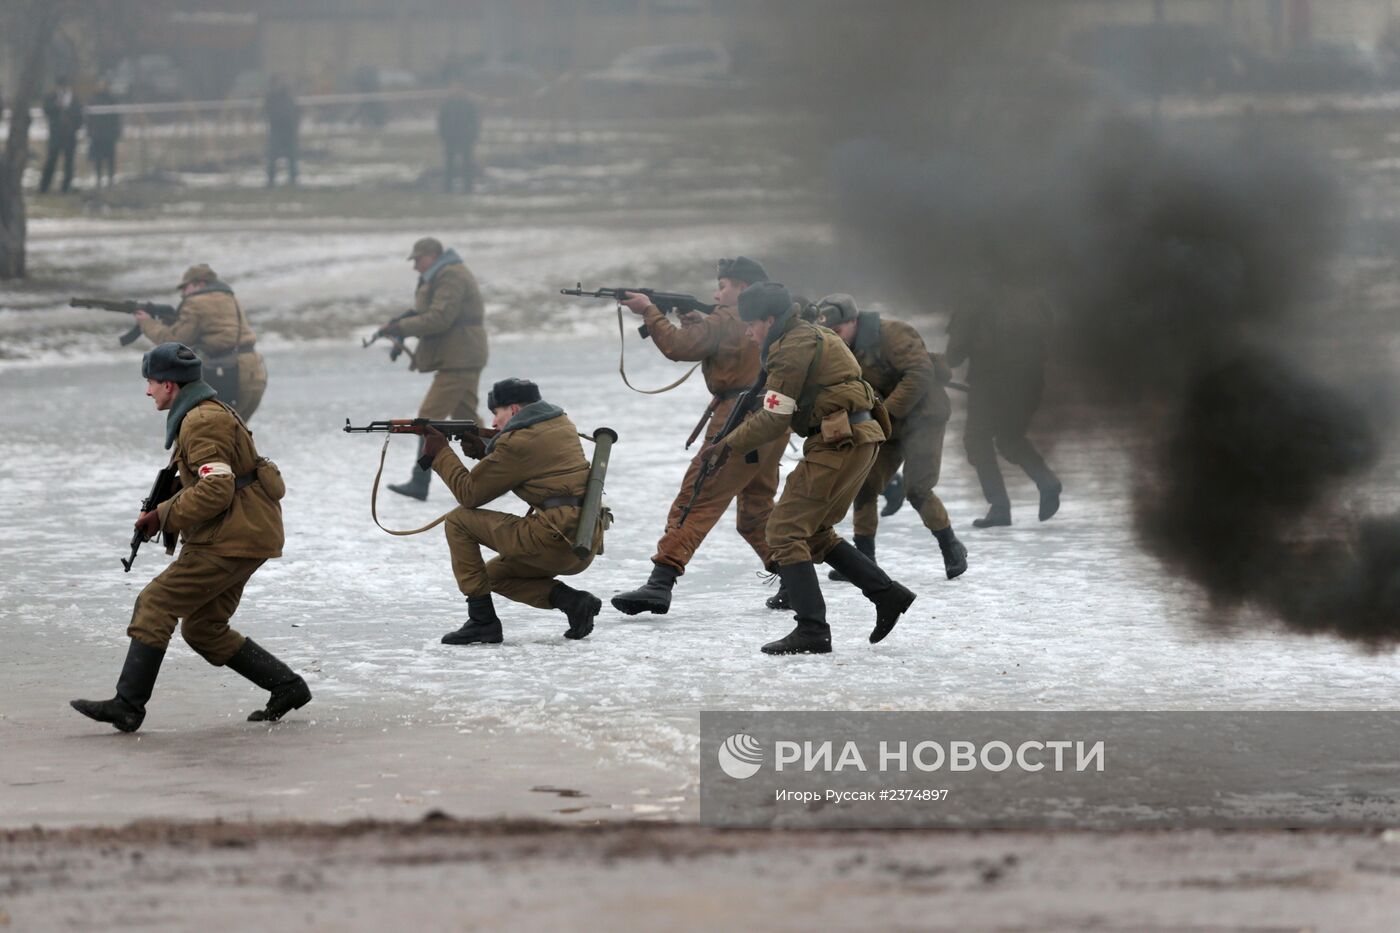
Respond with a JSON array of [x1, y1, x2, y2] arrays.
[[717, 733, 764, 780]]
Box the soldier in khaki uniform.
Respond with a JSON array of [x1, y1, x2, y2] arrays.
[[384, 237, 490, 501], [707, 283, 917, 655], [72, 343, 311, 732], [414, 378, 606, 645], [611, 256, 785, 615], [816, 295, 968, 580], [136, 264, 268, 419]]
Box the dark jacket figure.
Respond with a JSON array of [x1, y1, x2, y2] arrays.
[[87, 85, 122, 187], [264, 80, 300, 187], [40, 83, 84, 193], [70, 343, 310, 733], [946, 292, 1061, 527], [438, 92, 480, 193]]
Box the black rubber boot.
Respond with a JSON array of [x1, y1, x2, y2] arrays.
[[388, 437, 432, 500], [610, 562, 679, 615], [762, 562, 831, 655], [225, 638, 312, 723], [933, 526, 968, 580], [765, 579, 790, 611], [879, 472, 906, 517], [972, 505, 1012, 528], [442, 595, 503, 645], [71, 639, 165, 733], [828, 534, 875, 582], [823, 540, 916, 644], [551, 582, 601, 640], [1037, 477, 1063, 522]]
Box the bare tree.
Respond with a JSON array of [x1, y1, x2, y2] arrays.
[[0, 1, 64, 279]]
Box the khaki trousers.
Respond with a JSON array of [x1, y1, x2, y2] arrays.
[[852, 416, 951, 537], [236, 351, 268, 421], [652, 433, 784, 574], [445, 507, 598, 608], [766, 439, 880, 566], [128, 548, 265, 664], [418, 368, 483, 424]]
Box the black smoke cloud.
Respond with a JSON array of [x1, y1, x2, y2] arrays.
[[766, 2, 1400, 643]]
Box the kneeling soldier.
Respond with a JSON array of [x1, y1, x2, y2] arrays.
[[423, 378, 607, 644], [704, 284, 917, 655], [72, 343, 310, 732]]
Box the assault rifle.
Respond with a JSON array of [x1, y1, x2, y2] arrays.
[[123, 462, 180, 572], [560, 284, 715, 338], [343, 418, 498, 440], [677, 371, 766, 526], [70, 297, 178, 347], [362, 310, 418, 366]]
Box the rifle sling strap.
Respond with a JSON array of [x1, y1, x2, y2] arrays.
[[369, 434, 456, 536], [616, 305, 699, 395]]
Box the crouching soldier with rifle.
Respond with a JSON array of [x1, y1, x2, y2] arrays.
[[409, 378, 611, 645], [700, 284, 916, 655], [133, 264, 269, 420], [72, 343, 310, 732]]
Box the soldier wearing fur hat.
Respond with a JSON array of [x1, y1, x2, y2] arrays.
[[383, 237, 490, 502], [704, 283, 917, 655], [136, 264, 268, 419], [71, 343, 310, 732], [816, 294, 968, 580], [610, 256, 786, 616], [414, 377, 607, 645]]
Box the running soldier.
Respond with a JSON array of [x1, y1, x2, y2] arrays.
[[816, 295, 967, 579], [707, 283, 916, 655], [71, 343, 310, 732], [610, 257, 785, 615]]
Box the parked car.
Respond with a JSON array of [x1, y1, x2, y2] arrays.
[[105, 55, 186, 102], [584, 43, 737, 89], [1069, 23, 1254, 96]]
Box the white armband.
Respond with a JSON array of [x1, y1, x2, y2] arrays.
[[760, 390, 796, 415], [196, 461, 233, 480]]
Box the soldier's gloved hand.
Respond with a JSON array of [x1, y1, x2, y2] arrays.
[[459, 432, 487, 460], [381, 320, 402, 337], [419, 426, 450, 465], [134, 510, 161, 541], [678, 309, 706, 325], [619, 292, 652, 316], [698, 440, 728, 464]]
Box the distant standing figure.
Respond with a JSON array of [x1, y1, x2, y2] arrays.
[[946, 291, 1062, 528], [264, 77, 300, 187], [40, 77, 84, 194], [87, 80, 122, 188], [438, 88, 480, 193]]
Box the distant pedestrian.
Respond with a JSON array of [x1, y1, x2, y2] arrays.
[[87, 80, 121, 188], [39, 76, 83, 194], [264, 76, 300, 187], [438, 86, 480, 193]]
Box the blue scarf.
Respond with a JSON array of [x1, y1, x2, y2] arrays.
[[419, 248, 464, 286], [165, 380, 218, 449]]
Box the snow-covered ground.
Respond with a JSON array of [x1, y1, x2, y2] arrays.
[[4, 328, 1398, 803]]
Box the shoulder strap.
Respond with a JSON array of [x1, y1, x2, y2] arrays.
[[794, 322, 826, 415]]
